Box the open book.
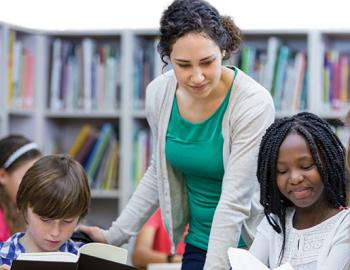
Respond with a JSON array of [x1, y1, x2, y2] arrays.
[[11, 242, 137, 270], [228, 247, 294, 270]]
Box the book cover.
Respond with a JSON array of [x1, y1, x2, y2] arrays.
[[50, 39, 63, 110], [263, 37, 280, 93], [75, 127, 99, 165], [85, 123, 113, 182], [12, 242, 136, 270], [68, 125, 92, 157]]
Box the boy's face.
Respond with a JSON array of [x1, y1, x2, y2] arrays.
[[22, 207, 79, 252]]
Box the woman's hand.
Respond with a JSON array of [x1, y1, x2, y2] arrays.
[[78, 225, 108, 243], [0, 264, 10, 270]]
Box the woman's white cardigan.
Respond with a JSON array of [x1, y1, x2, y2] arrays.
[[103, 68, 275, 270]]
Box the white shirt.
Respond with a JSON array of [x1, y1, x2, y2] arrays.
[[250, 208, 350, 270]]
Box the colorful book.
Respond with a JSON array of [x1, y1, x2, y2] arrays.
[[75, 127, 99, 165], [68, 125, 92, 157], [85, 124, 113, 183]]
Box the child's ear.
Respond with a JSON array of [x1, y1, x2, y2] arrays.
[[0, 168, 8, 186]]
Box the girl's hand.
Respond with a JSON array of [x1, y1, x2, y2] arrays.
[[170, 254, 183, 263], [0, 265, 10, 270], [78, 225, 107, 243]]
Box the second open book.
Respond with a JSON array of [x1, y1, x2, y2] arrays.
[[228, 247, 294, 270], [11, 242, 137, 270]]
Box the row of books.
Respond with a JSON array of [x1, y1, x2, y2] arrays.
[[237, 37, 308, 112], [68, 123, 119, 191], [334, 126, 350, 147], [49, 38, 121, 112], [132, 127, 151, 188], [133, 38, 162, 109], [323, 49, 350, 110], [7, 31, 34, 110]]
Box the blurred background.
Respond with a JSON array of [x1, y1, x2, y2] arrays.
[[1, 0, 350, 30]]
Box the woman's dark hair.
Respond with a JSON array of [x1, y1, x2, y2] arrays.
[[257, 112, 347, 264], [158, 0, 241, 67]]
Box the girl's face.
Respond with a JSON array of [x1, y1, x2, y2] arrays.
[[21, 207, 79, 252], [276, 133, 326, 210], [170, 32, 224, 99], [0, 159, 38, 203]]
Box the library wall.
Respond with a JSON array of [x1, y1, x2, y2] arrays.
[[0, 24, 349, 228]]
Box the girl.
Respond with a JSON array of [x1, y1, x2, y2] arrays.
[[80, 0, 274, 269], [250, 112, 350, 269], [0, 135, 41, 242], [346, 110, 350, 170]]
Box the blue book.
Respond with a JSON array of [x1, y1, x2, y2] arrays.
[[85, 123, 113, 184]]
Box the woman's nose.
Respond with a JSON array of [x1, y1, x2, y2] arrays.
[[190, 69, 204, 83]]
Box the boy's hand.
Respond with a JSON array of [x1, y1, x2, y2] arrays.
[[78, 225, 107, 243], [0, 265, 10, 270]]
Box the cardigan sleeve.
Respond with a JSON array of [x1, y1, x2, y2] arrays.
[[204, 77, 275, 270], [103, 77, 164, 245]]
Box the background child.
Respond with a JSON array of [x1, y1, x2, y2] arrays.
[[249, 112, 350, 269], [0, 154, 91, 268], [0, 135, 41, 242], [346, 110, 350, 171], [131, 208, 185, 269]]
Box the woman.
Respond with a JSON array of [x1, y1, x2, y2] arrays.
[[80, 0, 275, 269]]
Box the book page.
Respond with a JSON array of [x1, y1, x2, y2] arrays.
[[79, 242, 127, 264], [228, 247, 269, 270], [227, 248, 294, 270], [16, 251, 78, 263]]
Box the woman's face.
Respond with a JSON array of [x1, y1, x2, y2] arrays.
[[0, 159, 38, 203], [169, 32, 224, 99]]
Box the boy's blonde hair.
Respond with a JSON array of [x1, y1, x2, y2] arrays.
[[17, 154, 90, 220]]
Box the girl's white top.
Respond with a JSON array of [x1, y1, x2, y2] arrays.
[[250, 208, 350, 270]]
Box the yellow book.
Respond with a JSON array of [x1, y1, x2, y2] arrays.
[[68, 125, 92, 157], [7, 31, 15, 105], [102, 141, 119, 190]]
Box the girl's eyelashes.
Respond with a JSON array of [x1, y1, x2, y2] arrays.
[[277, 169, 287, 174], [301, 163, 314, 170], [276, 163, 315, 174]]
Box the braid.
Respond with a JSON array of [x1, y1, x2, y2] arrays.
[[257, 112, 347, 264]]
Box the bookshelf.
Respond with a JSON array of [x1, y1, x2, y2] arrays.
[[0, 23, 349, 228]]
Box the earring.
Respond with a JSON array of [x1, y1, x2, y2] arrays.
[[222, 50, 226, 58]]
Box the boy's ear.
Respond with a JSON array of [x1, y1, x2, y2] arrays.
[[0, 168, 8, 185]]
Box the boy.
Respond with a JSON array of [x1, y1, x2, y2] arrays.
[[0, 154, 91, 269]]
